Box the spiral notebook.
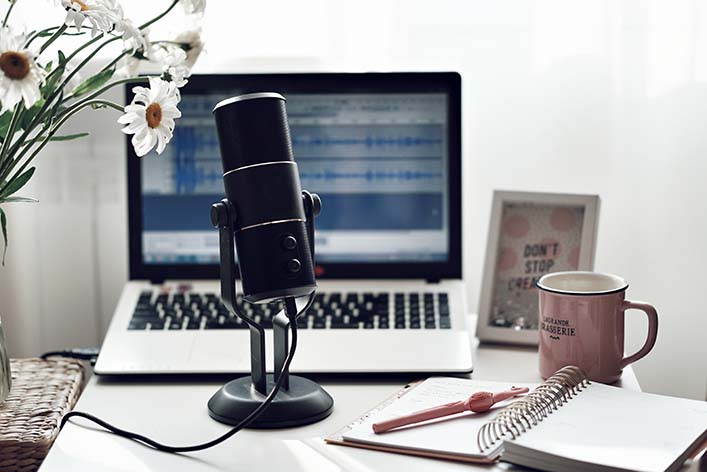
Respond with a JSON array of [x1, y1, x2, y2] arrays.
[[326, 367, 707, 472]]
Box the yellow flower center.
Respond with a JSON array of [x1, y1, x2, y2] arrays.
[[146, 103, 162, 129], [0, 51, 30, 80], [73, 0, 89, 11]]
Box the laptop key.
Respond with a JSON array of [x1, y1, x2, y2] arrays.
[[168, 321, 183, 330], [313, 319, 326, 329], [330, 321, 358, 329], [186, 321, 201, 330], [205, 319, 221, 329], [220, 319, 240, 329], [132, 309, 156, 319], [147, 320, 164, 330], [128, 320, 147, 330]]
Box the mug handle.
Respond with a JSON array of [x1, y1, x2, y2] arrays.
[[619, 300, 659, 369]]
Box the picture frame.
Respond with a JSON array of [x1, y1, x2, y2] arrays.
[[477, 190, 600, 345]]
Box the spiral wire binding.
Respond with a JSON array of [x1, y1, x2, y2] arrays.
[[477, 366, 590, 452]]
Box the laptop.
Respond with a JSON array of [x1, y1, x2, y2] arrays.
[[94, 72, 472, 375]]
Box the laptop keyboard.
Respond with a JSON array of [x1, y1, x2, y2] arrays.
[[128, 290, 451, 331]]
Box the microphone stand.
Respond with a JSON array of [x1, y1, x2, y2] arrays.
[[207, 191, 334, 428]]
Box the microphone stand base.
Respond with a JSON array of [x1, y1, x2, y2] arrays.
[[207, 374, 334, 428]]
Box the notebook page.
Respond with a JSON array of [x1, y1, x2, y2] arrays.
[[506, 382, 707, 472], [343, 377, 538, 459]]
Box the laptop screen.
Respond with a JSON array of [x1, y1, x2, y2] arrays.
[[128, 73, 461, 280]]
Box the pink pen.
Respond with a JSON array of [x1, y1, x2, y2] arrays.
[[372, 386, 529, 434]]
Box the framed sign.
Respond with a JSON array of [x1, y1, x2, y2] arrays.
[[477, 191, 600, 345]]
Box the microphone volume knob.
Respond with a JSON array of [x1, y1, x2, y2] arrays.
[[286, 259, 301, 274], [282, 235, 298, 251]]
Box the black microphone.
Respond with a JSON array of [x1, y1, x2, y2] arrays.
[[213, 92, 317, 303], [208, 92, 333, 428]]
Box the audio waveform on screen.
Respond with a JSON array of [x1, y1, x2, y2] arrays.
[[163, 123, 445, 194], [300, 170, 442, 182], [171, 126, 223, 194], [291, 136, 443, 148], [173, 159, 222, 194]]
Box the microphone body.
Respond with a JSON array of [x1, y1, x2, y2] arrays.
[[213, 93, 316, 304]]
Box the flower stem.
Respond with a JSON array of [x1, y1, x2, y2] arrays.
[[5, 100, 125, 187], [2, 1, 16, 27], [39, 25, 68, 54], [0, 104, 23, 170], [25, 26, 90, 48], [25, 27, 58, 48], [88, 100, 124, 112], [100, 50, 127, 74], [59, 76, 148, 120], [63, 32, 106, 64], [60, 37, 120, 90], [60, 51, 131, 102], [140, 0, 180, 30]]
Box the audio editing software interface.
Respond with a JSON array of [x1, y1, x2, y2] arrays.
[[141, 92, 450, 264]]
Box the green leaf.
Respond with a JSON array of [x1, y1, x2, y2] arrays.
[[17, 100, 45, 131], [0, 111, 11, 142], [42, 70, 64, 97], [40, 51, 69, 97], [2, 196, 38, 203], [0, 207, 7, 266], [50, 132, 89, 142], [0, 167, 35, 201], [71, 67, 115, 98], [34, 132, 89, 142]]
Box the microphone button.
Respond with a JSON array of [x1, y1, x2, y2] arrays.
[[282, 235, 298, 251], [286, 259, 301, 274]]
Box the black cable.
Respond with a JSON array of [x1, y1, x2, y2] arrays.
[[40, 347, 100, 365], [60, 293, 313, 453]]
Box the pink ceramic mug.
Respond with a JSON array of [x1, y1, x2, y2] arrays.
[[537, 271, 658, 383]]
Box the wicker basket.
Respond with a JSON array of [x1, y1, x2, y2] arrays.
[[0, 358, 85, 472]]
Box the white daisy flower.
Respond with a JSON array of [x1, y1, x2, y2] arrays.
[[0, 27, 45, 113], [118, 18, 147, 54], [118, 77, 182, 157], [152, 45, 190, 87], [61, 0, 123, 37], [174, 26, 204, 69], [180, 0, 205, 15]]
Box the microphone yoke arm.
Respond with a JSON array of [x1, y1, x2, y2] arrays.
[[211, 191, 321, 396]]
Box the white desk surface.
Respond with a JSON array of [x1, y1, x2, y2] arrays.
[[40, 316, 640, 472]]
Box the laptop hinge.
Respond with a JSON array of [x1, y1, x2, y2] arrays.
[[426, 278, 442, 284]]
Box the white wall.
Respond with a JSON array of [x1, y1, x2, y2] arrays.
[[1, 0, 705, 400]]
